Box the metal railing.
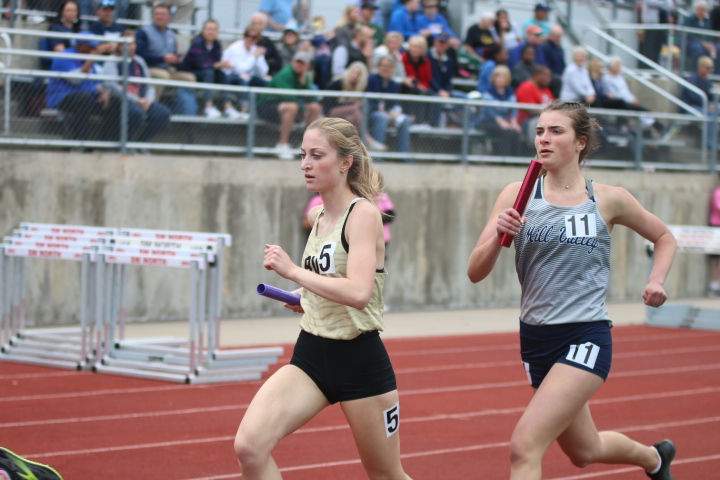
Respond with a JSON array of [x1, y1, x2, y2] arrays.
[[0, 29, 714, 171], [583, 24, 712, 166]]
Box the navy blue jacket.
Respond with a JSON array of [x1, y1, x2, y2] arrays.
[[540, 40, 565, 76], [429, 49, 456, 93], [366, 73, 401, 112], [178, 35, 223, 72], [680, 72, 712, 112]]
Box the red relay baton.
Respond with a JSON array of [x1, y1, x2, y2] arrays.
[[499, 159, 543, 248]]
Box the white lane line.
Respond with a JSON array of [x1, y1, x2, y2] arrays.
[[181, 429, 720, 480], [0, 404, 249, 428], [4, 366, 720, 429], [0, 371, 85, 380], [389, 330, 719, 357], [393, 345, 720, 375], [0, 381, 259, 403], [23, 391, 720, 459], [547, 454, 720, 479]]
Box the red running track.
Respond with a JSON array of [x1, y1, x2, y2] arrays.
[[1, 325, 720, 479]]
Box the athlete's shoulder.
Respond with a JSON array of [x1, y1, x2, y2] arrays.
[[592, 182, 636, 206]]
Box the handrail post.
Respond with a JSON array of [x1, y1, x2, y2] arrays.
[[361, 95, 369, 144], [120, 41, 129, 154], [247, 90, 255, 159], [678, 30, 687, 74], [460, 103, 469, 165], [634, 115, 643, 170], [712, 92, 719, 173], [9, 0, 17, 28]]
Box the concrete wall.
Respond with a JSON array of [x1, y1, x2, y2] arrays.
[[0, 150, 715, 326]]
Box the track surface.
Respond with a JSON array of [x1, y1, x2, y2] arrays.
[[1, 325, 719, 479]]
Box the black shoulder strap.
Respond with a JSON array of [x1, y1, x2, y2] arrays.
[[341, 201, 358, 253]]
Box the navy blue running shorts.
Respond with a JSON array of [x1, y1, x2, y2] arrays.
[[290, 329, 398, 404], [520, 320, 613, 388]]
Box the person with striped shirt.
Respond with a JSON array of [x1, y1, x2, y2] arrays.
[[467, 100, 678, 480]]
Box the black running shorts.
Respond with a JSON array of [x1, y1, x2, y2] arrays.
[[290, 329, 398, 404], [520, 320, 613, 388]]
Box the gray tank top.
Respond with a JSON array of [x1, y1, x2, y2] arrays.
[[514, 176, 612, 326]]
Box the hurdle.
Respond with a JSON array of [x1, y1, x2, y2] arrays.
[[646, 225, 720, 331], [0, 223, 117, 369], [94, 228, 284, 384]]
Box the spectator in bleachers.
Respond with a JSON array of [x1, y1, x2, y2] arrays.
[[256, 51, 321, 159], [177, 19, 236, 119], [158, 0, 195, 25], [477, 44, 507, 94], [136, 4, 197, 113], [388, 0, 422, 40], [372, 31, 406, 80], [539, 24, 564, 98], [324, 61, 387, 150], [250, 12, 283, 75], [682, 55, 714, 110], [638, 0, 673, 66], [46, 33, 117, 144], [464, 11, 496, 65], [521, 2, 551, 40], [360, 2, 385, 47], [418, 0, 460, 48], [278, 25, 311, 67], [683, 1, 720, 73], [220, 25, 270, 117], [102, 30, 171, 148], [711, 2, 720, 32], [476, 64, 522, 156], [680, 55, 716, 147], [311, 16, 333, 90], [491, 9, 522, 52], [47, 1, 81, 52], [588, 58, 633, 109], [331, 25, 372, 80], [559, 46, 595, 105], [259, 0, 295, 32], [401, 34, 434, 124], [366, 55, 412, 159], [292, 1, 312, 34], [89, 0, 125, 37], [429, 32, 466, 125], [351, 0, 384, 29], [333, 4, 362, 49], [602, 56, 666, 136], [511, 43, 537, 88], [515, 64, 554, 148], [508, 25, 547, 70]]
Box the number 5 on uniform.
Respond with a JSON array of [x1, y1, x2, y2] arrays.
[[383, 402, 400, 437]]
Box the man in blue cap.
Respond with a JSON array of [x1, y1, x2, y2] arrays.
[[46, 32, 118, 144], [522, 2, 551, 40], [89, 0, 126, 37]]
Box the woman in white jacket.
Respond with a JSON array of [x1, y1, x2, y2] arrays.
[[559, 46, 595, 105]]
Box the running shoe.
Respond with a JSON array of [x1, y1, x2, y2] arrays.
[[0, 447, 64, 480], [646, 439, 675, 480]]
